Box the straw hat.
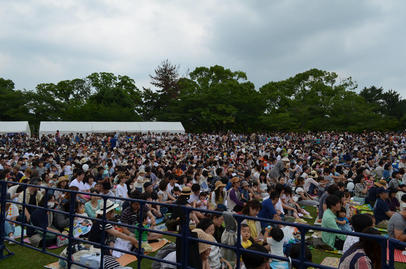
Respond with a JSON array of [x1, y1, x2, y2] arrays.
[[56, 176, 69, 185], [95, 199, 119, 215], [281, 157, 290, 162], [214, 181, 226, 190], [192, 228, 214, 254], [180, 186, 192, 196], [230, 177, 240, 184]]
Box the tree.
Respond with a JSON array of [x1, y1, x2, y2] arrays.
[[0, 78, 31, 121], [146, 60, 180, 120], [82, 72, 143, 121], [163, 65, 265, 132], [28, 78, 90, 122]]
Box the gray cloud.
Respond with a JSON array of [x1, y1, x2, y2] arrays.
[[0, 0, 405, 95]]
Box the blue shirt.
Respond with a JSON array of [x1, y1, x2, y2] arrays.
[[374, 198, 390, 224], [258, 198, 277, 229]]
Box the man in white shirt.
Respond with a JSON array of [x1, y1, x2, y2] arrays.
[[69, 170, 86, 191]]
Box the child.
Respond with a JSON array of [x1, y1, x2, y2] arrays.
[[196, 192, 209, 210], [241, 223, 253, 249], [336, 207, 352, 232], [73, 202, 92, 238], [172, 186, 181, 199], [134, 215, 153, 252], [5, 197, 19, 241], [267, 227, 285, 260], [240, 181, 251, 202]]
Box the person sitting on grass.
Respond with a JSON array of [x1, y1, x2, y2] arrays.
[[373, 187, 394, 229], [321, 195, 346, 250], [88, 199, 138, 255], [134, 214, 153, 252]]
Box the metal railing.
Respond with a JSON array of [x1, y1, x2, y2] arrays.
[[0, 180, 405, 269]]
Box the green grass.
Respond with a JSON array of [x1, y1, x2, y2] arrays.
[[1, 209, 406, 268]]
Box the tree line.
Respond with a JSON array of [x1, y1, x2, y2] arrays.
[[1, 60, 406, 133]]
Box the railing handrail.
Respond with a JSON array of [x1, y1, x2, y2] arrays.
[[0, 180, 403, 269]]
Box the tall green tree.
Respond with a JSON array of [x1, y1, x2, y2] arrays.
[[0, 78, 31, 121], [80, 72, 143, 121], [163, 65, 265, 132], [144, 60, 180, 120]]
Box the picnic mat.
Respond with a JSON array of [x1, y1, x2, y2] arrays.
[[44, 239, 170, 268], [117, 239, 169, 266], [387, 248, 406, 263], [44, 262, 59, 269], [23, 237, 60, 250], [321, 257, 340, 267]]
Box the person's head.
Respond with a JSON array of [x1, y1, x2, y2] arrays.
[[196, 218, 215, 235], [211, 211, 224, 227], [326, 195, 341, 212], [242, 244, 270, 269], [358, 227, 382, 269], [337, 207, 346, 218], [270, 227, 284, 242], [389, 188, 397, 198], [350, 214, 373, 232], [231, 177, 240, 188], [191, 183, 200, 194], [76, 201, 85, 214], [288, 243, 312, 269], [129, 191, 143, 211], [172, 186, 181, 197], [158, 180, 168, 191], [242, 199, 262, 216], [89, 188, 100, 202], [377, 188, 389, 200], [241, 223, 251, 241], [269, 191, 280, 205], [199, 191, 208, 201], [96, 199, 119, 220], [327, 184, 339, 195], [143, 181, 153, 193]]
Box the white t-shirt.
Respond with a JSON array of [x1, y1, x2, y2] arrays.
[[167, 183, 181, 194], [275, 198, 285, 215], [116, 184, 128, 198], [69, 178, 86, 191]]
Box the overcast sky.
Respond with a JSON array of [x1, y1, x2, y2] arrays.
[[1, 0, 405, 96]]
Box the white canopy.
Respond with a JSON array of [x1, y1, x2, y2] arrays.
[[0, 121, 31, 136], [39, 121, 185, 136]]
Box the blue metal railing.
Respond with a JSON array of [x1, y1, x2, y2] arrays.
[[0, 180, 405, 269]]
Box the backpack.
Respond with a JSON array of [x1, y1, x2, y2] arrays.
[[151, 242, 177, 269]]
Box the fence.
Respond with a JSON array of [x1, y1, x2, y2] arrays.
[[0, 180, 405, 269]]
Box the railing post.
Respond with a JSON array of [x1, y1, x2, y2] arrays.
[[67, 191, 77, 269], [235, 216, 242, 269], [0, 180, 8, 259], [137, 200, 144, 269], [20, 184, 27, 245], [180, 206, 190, 269], [299, 227, 306, 269], [99, 196, 107, 269], [388, 239, 395, 269]]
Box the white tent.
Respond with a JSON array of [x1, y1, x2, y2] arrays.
[[0, 121, 31, 136], [39, 121, 185, 136]]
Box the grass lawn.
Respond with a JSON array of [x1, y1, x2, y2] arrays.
[[1, 207, 406, 268]]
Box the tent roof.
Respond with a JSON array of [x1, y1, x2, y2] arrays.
[[0, 121, 31, 136], [39, 121, 185, 135]]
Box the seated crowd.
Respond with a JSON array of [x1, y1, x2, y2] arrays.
[[1, 132, 406, 268]]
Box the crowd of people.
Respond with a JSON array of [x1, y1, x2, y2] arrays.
[[1, 131, 406, 269]]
